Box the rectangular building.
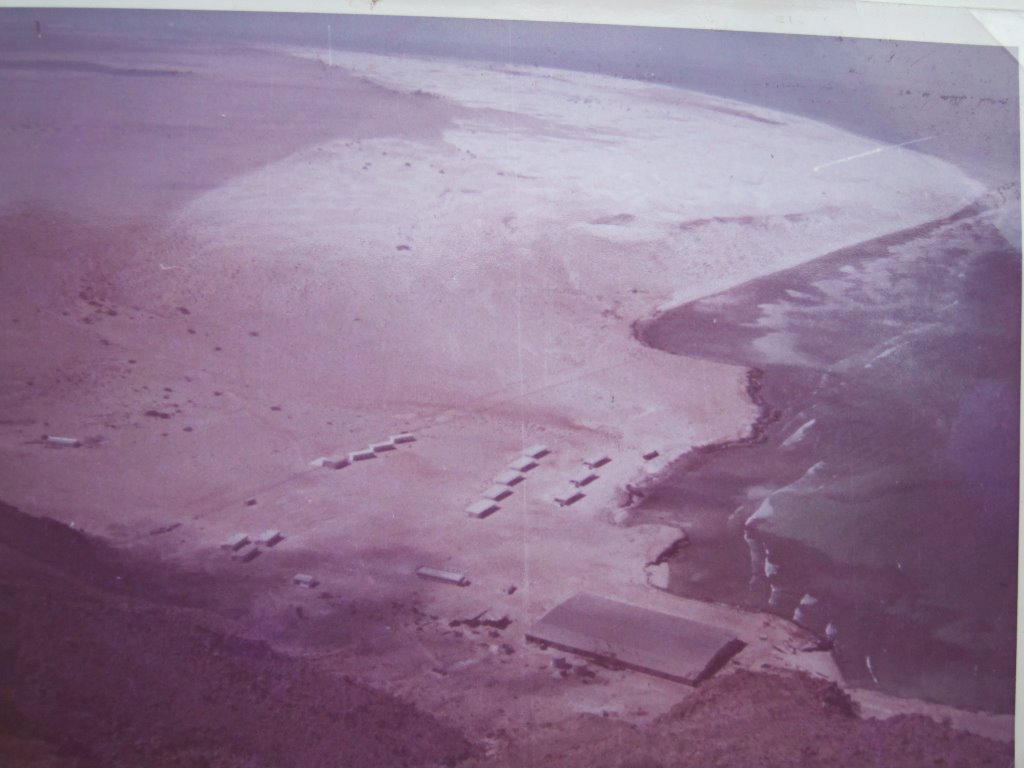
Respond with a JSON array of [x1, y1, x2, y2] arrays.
[[508, 456, 538, 473], [466, 499, 500, 519], [527, 592, 744, 685], [481, 484, 513, 502], [416, 566, 470, 586], [554, 490, 585, 507], [494, 469, 526, 486], [571, 470, 599, 488]]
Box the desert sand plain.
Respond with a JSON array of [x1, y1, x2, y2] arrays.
[[0, 20, 1016, 766]]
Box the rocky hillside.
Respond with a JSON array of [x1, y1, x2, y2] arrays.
[[0, 501, 472, 768], [474, 669, 1013, 768], [0, 500, 1013, 767]]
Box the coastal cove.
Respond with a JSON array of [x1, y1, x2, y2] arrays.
[[634, 195, 1020, 713]]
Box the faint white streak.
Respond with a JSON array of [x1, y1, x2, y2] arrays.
[[780, 418, 816, 448], [813, 136, 936, 173], [866, 655, 881, 685]]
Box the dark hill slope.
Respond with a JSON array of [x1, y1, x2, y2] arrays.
[[474, 670, 1012, 768], [0, 501, 471, 768]]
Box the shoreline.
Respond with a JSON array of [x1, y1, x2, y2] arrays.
[[629, 197, 1019, 719]]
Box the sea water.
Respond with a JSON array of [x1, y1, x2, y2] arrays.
[[635, 199, 1020, 713]]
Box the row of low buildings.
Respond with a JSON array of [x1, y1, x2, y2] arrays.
[[221, 528, 284, 563], [312, 432, 416, 469], [465, 443, 551, 519]]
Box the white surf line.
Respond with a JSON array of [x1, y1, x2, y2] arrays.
[[813, 135, 936, 173]]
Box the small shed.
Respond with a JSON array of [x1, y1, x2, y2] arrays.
[[416, 566, 470, 586], [221, 533, 250, 551], [523, 444, 550, 459], [370, 441, 396, 453], [391, 433, 416, 444], [45, 435, 81, 447], [527, 592, 744, 685], [554, 490, 585, 507], [642, 448, 660, 461], [584, 454, 611, 469], [256, 529, 283, 547], [349, 449, 377, 462], [508, 456, 538, 473], [320, 456, 349, 469], [494, 469, 526, 487], [570, 470, 599, 488], [481, 484, 512, 502], [232, 544, 261, 562], [466, 499, 500, 519], [293, 573, 319, 588]]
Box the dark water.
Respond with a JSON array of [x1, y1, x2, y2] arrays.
[[1, 8, 1018, 185], [635, 201, 1020, 713]]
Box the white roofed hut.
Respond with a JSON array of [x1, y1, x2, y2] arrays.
[[494, 469, 526, 486], [349, 449, 377, 462], [221, 533, 250, 551], [416, 566, 470, 586], [508, 456, 538, 473], [370, 441, 396, 453], [554, 490, 585, 507], [316, 455, 349, 469], [44, 435, 81, 448], [390, 433, 416, 445], [466, 499, 500, 519], [256, 529, 283, 547], [523, 444, 550, 459], [584, 454, 611, 469], [232, 544, 261, 562], [482, 484, 512, 502], [570, 470, 599, 488]]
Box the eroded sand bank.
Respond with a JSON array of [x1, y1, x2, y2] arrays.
[[0, 33, 1010, 745]]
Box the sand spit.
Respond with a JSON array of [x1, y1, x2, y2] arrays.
[[0, 31, 1010, 756]]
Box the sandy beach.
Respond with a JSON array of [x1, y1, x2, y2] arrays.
[[0, 18, 1015, 762]]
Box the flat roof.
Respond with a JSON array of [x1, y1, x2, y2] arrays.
[[527, 592, 744, 685], [466, 499, 499, 518], [482, 484, 512, 501], [494, 470, 525, 486]]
